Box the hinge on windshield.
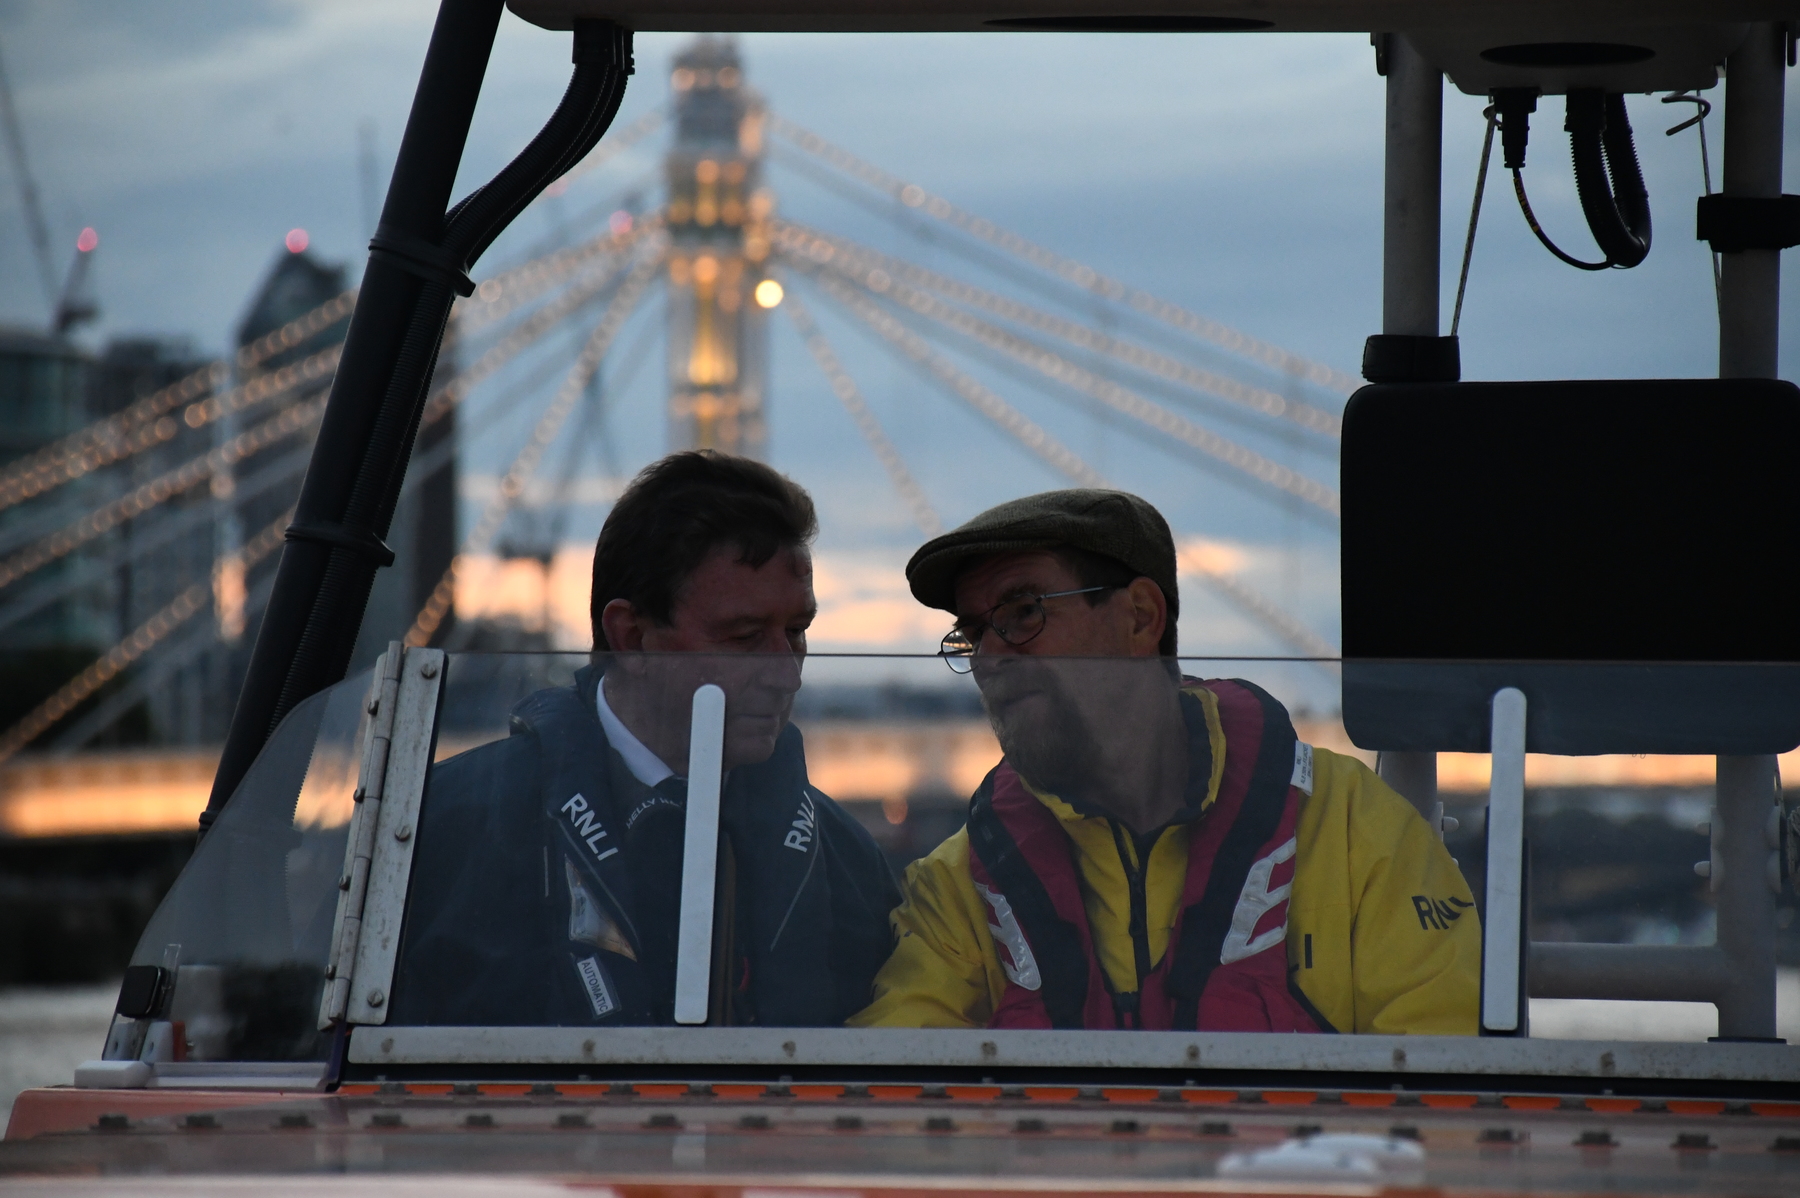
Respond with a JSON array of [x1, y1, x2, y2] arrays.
[[318, 642, 444, 1029]]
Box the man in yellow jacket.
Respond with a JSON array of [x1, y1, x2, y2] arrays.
[[850, 489, 1479, 1034]]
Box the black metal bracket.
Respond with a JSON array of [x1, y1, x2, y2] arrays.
[[368, 225, 477, 296], [115, 964, 172, 1020], [1696, 194, 1800, 253], [285, 520, 397, 567], [1361, 334, 1461, 384]]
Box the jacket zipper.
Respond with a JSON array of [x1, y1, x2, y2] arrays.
[[1108, 820, 1156, 1029]]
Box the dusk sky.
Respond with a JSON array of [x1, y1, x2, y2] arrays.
[[5, 2, 1799, 693]]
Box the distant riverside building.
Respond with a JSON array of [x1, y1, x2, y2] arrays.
[[0, 329, 110, 660], [0, 328, 217, 746], [93, 336, 218, 745], [665, 35, 773, 457]]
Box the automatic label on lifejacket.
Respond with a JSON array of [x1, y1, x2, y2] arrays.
[[574, 954, 618, 1018], [1291, 742, 1314, 795]]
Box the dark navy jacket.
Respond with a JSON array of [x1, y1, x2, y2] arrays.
[[392, 665, 900, 1027]]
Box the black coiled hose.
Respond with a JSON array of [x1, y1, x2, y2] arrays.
[[1567, 90, 1652, 268], [1509, 89, 1651, 271]]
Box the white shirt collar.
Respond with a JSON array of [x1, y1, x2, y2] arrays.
[[595, 674, 675, 789]]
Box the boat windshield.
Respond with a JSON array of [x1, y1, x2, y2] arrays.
[[381, 650, 1793, 1044], [114, 665, 372, 1063], [118, 648, 1798, 1076]]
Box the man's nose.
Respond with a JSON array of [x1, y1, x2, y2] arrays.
[[753, 635, 803, 691]]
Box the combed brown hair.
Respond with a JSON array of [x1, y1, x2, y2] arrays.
[[590, 451, 818, 647]]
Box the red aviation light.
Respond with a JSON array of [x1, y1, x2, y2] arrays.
[[75, 227, 98, 253], [285, 228, 310, 253]]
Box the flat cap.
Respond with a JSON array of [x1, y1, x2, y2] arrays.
[[906, 489, 1178, 616]]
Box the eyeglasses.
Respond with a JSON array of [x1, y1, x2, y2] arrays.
[[938, 586, 1117, 673]]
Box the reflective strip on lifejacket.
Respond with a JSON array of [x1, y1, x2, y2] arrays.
[[974, 881, 1042, 990], [1219, 834, 1296, 964]]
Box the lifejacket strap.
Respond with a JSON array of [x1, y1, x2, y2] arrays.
[[967, 770, 1091, 1030], [1164, 680, 1299, 1026]]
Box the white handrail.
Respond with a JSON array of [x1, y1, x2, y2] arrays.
[[1482, 687, 1527, 1034], [673, 683, 727, 1025]]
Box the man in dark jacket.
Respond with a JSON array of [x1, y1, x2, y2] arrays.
[[394, 452, 899, 1027]]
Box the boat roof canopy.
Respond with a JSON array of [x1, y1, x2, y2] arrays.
[[505, 0, 1796, 35]]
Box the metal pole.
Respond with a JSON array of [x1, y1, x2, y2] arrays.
[[1375, 34, 1443, 820], [1719, 24, 1785, 381], [1382, 35, 1442, 340], [1713, 23, 1784, 1041], [207, 0, 505, 824], [1715, 755, 1779, 1038]]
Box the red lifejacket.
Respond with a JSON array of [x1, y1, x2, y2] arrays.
[[965, 677, 1328, 1032]]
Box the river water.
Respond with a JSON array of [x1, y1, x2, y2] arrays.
[[1, 983, 115, 1129]]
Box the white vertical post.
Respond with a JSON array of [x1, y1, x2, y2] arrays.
[[1482, 687, 1527, 1034], [1382, 34, 1443, 340], [1719, 23, 1785, 381], [1715, 755, 1779, 1038], [673, 683, 727, 1026], [1712, 23, 1784, 1040], [1375, 33, 1444, 825]]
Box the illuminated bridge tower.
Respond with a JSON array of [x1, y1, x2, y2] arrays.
[[665, 36, 773, 457]]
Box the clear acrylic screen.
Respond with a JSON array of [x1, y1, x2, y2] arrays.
[[126, 666, 372, 1061], [381, 651, 1797, 1042]]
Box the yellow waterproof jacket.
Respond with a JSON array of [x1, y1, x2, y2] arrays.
[[850, 687, 1480, 1034]]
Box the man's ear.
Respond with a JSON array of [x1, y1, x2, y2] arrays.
[[1125, 576, 1167, 657], [599, 598, 647, 653]]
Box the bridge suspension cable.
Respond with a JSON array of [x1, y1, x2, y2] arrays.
[[1176, 542, 1339, 662], [0, 244, 647, 749], [0, 443, 310, 638], [781, 289, 943, 538], [0, 283, 618, 640], [0, 291, 356, 511], [0, 395, 329, 593], [790, 255, 1339, 522], [408, 245, 666, 647], [0, 507, 293, 765], [799, 272, 1337, 662], [0, 235, 647, 595], [795, 248, 1339, 522], [773, 222, 1341, 440], [42, 305, 626, 748], [0, 219, 656, 518], [799, 271, 1106, 489], [531, 108, 665, 202], [768, 114, 1361, 397]]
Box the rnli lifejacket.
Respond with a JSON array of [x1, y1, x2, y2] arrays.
[[965, 677, 1327, 1032], [518, 664, 896, 1026], [394, 664, 899, 1027]]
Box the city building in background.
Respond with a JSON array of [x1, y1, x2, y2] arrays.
[[0, 329, 120, 741]]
